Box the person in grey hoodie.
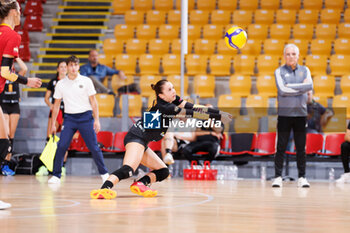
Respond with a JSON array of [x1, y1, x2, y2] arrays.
[[272, 44, 313, 188]]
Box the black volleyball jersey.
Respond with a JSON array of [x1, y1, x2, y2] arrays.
[[47, 77, 64, 111], [129, 95, 183, 142], [0, 80, 20, 104]]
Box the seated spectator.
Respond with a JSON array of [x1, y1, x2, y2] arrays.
[[79, 50, 125, 95], [182, 104, 224, 164], [182, 127, 223, 164], [307, 91, 333, 133]]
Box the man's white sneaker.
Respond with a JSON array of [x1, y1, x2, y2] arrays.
[[336, 173, 350, 184], [48, 176, 61, 184], [163, 153, 175, 165], [0, 200, 11, 210], [101, 173, 109, 183], [297, 177, 310, 188], [272, 176, 283, 188]]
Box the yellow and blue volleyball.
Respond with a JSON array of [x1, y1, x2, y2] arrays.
[[224, 26, 247, 50]]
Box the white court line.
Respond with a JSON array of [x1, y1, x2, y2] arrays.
[[4, 195, 81, 211], [4, 192, 214, 219]]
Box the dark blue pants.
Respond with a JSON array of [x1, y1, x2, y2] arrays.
[[52, 111, 108, 178]]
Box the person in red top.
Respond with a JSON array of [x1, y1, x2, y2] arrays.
[[0, 0, 41, 209]]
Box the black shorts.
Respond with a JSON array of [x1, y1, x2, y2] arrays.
[[0, 103, 20, 114], [124, 131, 149, 150]]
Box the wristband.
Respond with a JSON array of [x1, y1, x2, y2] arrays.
[[184, 102, 194, 109], [16, 74, 28, 84]]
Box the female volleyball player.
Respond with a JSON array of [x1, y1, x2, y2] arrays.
[[0, 57, 27, 176], [0, 0, 41, 209], [91, 80, 232, 199], [45, 60, 67, 142]]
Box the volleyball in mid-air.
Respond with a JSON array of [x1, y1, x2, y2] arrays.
[[224, 26, 247, 50]]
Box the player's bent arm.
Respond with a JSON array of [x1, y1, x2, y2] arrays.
[[175, 108, 232, 124], [15, 58, 28, 76], [1, 56, 42, 87], [182, 101, 223, 115], [1, 65, 24, 82], [1, 56, 27, 84]]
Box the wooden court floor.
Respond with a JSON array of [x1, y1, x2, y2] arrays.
[[1, 176, 350, 233]]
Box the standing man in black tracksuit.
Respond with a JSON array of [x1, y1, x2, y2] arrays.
[[272, 44, 313, 188]]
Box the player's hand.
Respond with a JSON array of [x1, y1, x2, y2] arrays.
[[51, 124, 57, 135], [220, 112, 233, 124], [94, 120, 101, 134], [119, 70, 127, 80], [212, 132, 223, 140], [27, 77, 42, 88]]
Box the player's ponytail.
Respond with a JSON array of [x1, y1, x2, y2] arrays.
[[151, 79, 168, 97]]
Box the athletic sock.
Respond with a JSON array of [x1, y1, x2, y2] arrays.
[[101, 180, 114, 189], [165, 148, 172, 154], [2, 160, 10, 166], [137, 175, 151, 186]]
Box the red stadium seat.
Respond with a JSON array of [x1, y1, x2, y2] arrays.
[[112, 132, 128, 152], [148, 140, 162, 152], [248, 132, 276, 156], [17, 29, 30, 44], [305, 134, 324, 155], [220, 133, 255, 155], [318, 133, 345, 156], [76, 133, 89, 152], [19, 42, 31, 62], [286, 133, 324, 155], [96, 131, 114, 152], [23, 0, 43, 16], [23, 15, 43, 31], [69, 132, 84, 151]]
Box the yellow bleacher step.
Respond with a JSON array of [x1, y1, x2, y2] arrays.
[[62, 0, 112, 2], [46, 33, 104, 37], [40, 48, 98, 52], [51, 25, 108, 29], [44, 40, 102, 44], [52, 18, 109, 22], [57, 12, 111, 15], [33, 62, 60, 67], [30, 70, 57, 74], [59, 6, 111, 10], [33, 62, 85, 69], [38, 54, 89, 59], [33, 62, 86, 67], [22, 87, 47, 92]]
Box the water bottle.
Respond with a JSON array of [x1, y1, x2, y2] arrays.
[[232, 165, 238, 180], [260, 166, 266, 181], [169, 165, 174, 177], [329, 168, 335, 181], [217, 165, 224, 180]]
